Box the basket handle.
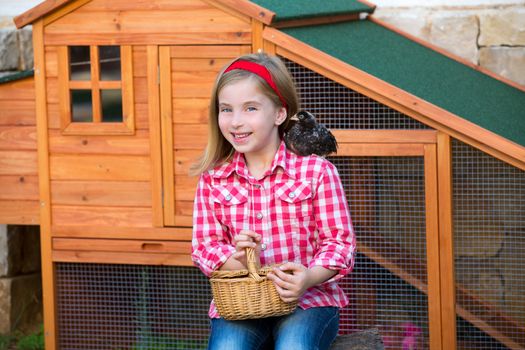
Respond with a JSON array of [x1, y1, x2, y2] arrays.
[[246, 247, 263, 282]]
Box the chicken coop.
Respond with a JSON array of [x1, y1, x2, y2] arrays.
[[1, 0, 524, 349]]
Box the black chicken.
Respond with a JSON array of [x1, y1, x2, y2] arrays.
[[284, 110, 338, 157]]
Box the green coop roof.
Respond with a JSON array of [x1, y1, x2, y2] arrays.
[[250, 0, 375, 22], [281, 19, 525, 148], [0, 70, 34, 84]]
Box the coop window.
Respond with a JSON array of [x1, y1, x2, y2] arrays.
[[58, 45, 134, 135]]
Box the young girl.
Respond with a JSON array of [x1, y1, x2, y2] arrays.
[[191, 52, 356, 350]]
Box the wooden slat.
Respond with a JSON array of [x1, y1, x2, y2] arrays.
[[332, 130, 437, 144], [48, 129, 149, 155], [147, 45, 164, 227], [0, 151, 38, 175], [0, 126, 37, 150], [44, 46, 58, 77], [52, 205, 152, 228], [82, 0, 211, 11], [160, 46, 176, 226], [51, 180, 151, 206], [0, 175, 39, 201], [173, 98, 209, 124], [173, 124, 207, 149], [211, 0, 275, 25], [0, 100, 36, 126], [0, 200, 39, 225], [52, 250, 192, 266], [44, 32, 252, 46], [252, 19, 264, 52], [174, 149, 202, 175], [42, 0, 91, 27], [45, 9, 251, 34], [171, 57, 234, 72], [424, 144, 443, 350], [170, 45, 250, 58], [0, 77, 35, 100], [49, 154, 150, 180], [172, 71, 217, 98], [337, 143, 426, 156], [174, 175, 199, 201], [437, 132, 457, 349], [121, 45, 135, 132], [51, 225, 193, 240], [132, 46, 147, 77], [53, 238, 191, 254]]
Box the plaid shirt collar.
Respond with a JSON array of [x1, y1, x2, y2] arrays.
[[211, 141, 296, 180]]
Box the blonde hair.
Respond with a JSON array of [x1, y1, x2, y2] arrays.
[[190, 53, 299, 176]]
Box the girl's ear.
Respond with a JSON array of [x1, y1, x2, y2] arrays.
[[275, 107, 287, 126]]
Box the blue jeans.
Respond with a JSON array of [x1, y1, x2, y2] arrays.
[[207, 307, 339, 350]]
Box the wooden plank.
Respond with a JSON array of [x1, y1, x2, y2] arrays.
[[332, 130, 437, 144], [0, 126, 37, 150], [51, 225, 193, 241], [147, 45, 164, 227], [44, 32, 251, 46], [31, 19, 57, 350], [0, 200, 39, 225], [51, 180, 151, 206], [52, 204, 152, 228], [133, 46, 147, 77], [172, 71, 217, 98], [174, 175, 199, 201], [57, 46, 70, 131], [44, 46, 58, 77], [48, 129, 150, 155], [437, 133, 457, 349], [160, 46, 176, 226], [43, 0, 91, 27], [337, 143, 426, 156], [173, 124, 207, 149], [0, 100, 36, 126], [14, 0, 71, 28], [0, 77, 35, 100], [171, 57, 234, 72], [121, 45, 135, 133], [173, 98, 209, 124], [52, 250, 193, 266], [174, 149, 202, 175], [0, 151, 38, 175], [81, 0, 211, 11], [170, 45, 250, 58], [0, 175, 39, 201], [251, 19, 264, 53], [45, 9, 251, 34], [49, 154, 150, 181], [424, 144, 443, 350], [53, 238, 191, 254]]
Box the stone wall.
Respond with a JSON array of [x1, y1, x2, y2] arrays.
[[0, 225, 42, 334], [374, 4, 525, 86]]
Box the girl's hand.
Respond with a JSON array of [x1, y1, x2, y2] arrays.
[[267, 264, 338, 303], [267, 263, 311, 303], [231, 230, 261, 267]]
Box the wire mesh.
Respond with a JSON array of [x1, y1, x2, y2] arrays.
[[56, 263, 211, 350], [283, 58, 431, 130], [452, 139, 525, 350], [329, 156, 429, 349]]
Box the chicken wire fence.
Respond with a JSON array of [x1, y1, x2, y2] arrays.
[[452, 139, 525, 350], [283, 57, 431, 130]]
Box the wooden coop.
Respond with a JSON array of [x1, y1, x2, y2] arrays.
[[2, 0, 524, 348]]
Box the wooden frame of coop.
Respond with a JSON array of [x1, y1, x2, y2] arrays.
[[1, 0, 524, 349]]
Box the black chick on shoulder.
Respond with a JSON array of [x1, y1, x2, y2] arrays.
[[284, 110, 338, 157]]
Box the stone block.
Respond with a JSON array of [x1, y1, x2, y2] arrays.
[[480, 46, 525, 86], [331, 328, 384, 350], [479, 8, 525, 46], [428, 13, 479, 64], [0, 225, 41, 278], [17, 27, 33, 71], [0, 273, 43, 334], [0, 28, 19, 71], [374, 8, 431, 41]]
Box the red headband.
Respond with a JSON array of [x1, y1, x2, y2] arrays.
[[224, 60, 287, 110]]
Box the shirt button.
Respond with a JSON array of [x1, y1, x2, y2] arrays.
[[225, 194, 232, 201], [256, 212, 263, 220], [288, 192, 296, 198]]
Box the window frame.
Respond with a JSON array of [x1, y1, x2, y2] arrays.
[[57, 45, 135, 135]]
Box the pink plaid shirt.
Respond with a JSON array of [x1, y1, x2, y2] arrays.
[[192, 141, 356, 318]]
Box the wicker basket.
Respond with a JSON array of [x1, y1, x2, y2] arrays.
[[210, 247, 297, 320]]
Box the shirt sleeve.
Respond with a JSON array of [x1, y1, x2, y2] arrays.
[[309, 160, 356, 282], [191, 172, 236, 277]]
